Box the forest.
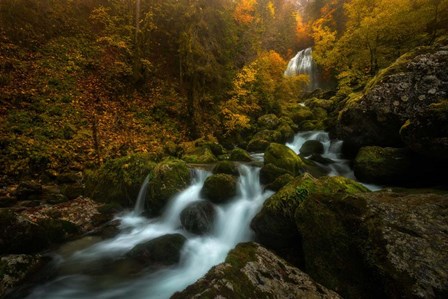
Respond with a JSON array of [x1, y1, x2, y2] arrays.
[[1, 0, 447, 298]]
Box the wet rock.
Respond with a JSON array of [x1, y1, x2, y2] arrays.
[[259, 163, 291, 186], [336, 46, 448, 154], [265, 173, 294, 192], [14, 181, 42, 201], [309, 154, 334, 165], [247, 130, 283, 152], [180, 201, 216, 235], [229, 148, 252, 162], [200, 174, 237, 204], [300, 140, 325, 156], [212, 161, 239, 176], [264, 143, 304, 176], [146, 158, 191, 216], [277, 123, 295, 142], [172, 242, 341, 299], [127, 234, 187, 267], [295, 190, 448, 299]]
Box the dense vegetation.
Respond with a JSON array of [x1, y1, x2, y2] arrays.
[[0, 0, 447, 181]]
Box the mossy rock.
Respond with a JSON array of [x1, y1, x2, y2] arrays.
[[182, 146, 218, 164], [298, 120, 325, 131], [146, 158, 191, 216], [212, 161, 239, 176], [257, 114, 280, 130], [229, 148, 252, 162], [278, 116, 298, 132], [354, 146, 415, 185], [299, 140, 325, 156], [85, 153, 156, 207], [265, 173, 294, 191], [277, 124, 295, 142], [306, 98, 335, 111], [251, 174, 369, 251], [264, 143, 304, 176], [172, 242, 342, 299], [200, 174, 237, 204], [246, 139, 271, 152], [260, 163, 291, 186], [288, 106, 314, 125], [127, 234, 186, 267]]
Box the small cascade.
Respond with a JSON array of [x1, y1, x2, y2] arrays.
[[284, 47, 318, 91], [27, 166, 273, 299], [133, 173, 151, 216]]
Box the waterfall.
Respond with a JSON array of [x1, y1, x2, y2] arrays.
[[27, 166, 273, 299], [284, 47, 318, 91], [133, 174, 150, 216]]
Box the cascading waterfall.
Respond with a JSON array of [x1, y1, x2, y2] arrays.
[[133, 173, 150, 216], [27, 166, 273, 299], [284, 47, 318, 91]]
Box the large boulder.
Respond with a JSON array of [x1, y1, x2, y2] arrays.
[[212, 161, 239, 176], [295, 190, 448, 299], [247, 130, 283, 152], [146, 158, 191, 216], [180, 201, 216, 235], [336, 46, 448, 156], [251, 174, 368, 251], [264, 143, 305, 176], [200, 174, 237, 204], [257, 114, 280, 130], [229, 148, 252, 162], [85, 153, 156, 207], [172, 242, 341, 299], [300, 140, 325, 156], [182, 146, 218, 164], [127, 234, 186, 267], [259, 163, 291, 186]]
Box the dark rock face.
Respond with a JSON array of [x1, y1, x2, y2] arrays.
[[14, 181, 42, 201], [171, 242, 342, 299], [295, 190, 448, 299], [300, 140, 325, 156], [180, 201, 216, 235], [336, 46, 448, 156], [200, 174, 237, 204], [127, 234, 187, 267], [259, 163, 291, 186]]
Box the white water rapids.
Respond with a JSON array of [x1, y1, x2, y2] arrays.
[[26, 131, 379, 299], [28, 166, 273, 299]]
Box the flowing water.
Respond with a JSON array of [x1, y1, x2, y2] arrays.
[[284, 47, 318, 91], [27, 166, 273, 299], [26, 131, 379, 299], [286, 131, 382, 191]]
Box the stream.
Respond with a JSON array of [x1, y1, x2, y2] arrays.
[[26, 131, 380, 299]]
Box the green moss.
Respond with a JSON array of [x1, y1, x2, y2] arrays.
[[85, 153, 156, 207], [212, 161, 239, 176], [264, 143, 304, 176], [147, 158, 191, 215], [229, 148, 253, 162], [182, 146, 218, 163], [200, 174, 237, 204]]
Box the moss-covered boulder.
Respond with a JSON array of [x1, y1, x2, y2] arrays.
[[127, 234, 186, 267], [295, 191, 448, 299], [259, 163, 291, 186], [200, 174, 237, 204], [265, 173, 294, 192], [288, 105, 314, 125], [146, 158, 191, 216], [180, 201, 216, 235], [264, 143, 304, 176], [277, 124, 295, 142], [299, 140, 325, 156], [251, 174, 368, 251], [257, 114, 280, 130], [229, 148, 252, 162], [85, 153, 156, 207], [212, 161, 239, 176], [182, 146, 218, 164], [247, 130, 283, 152], [172, 242, 341, 299], [354, 146, 414, 185]]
